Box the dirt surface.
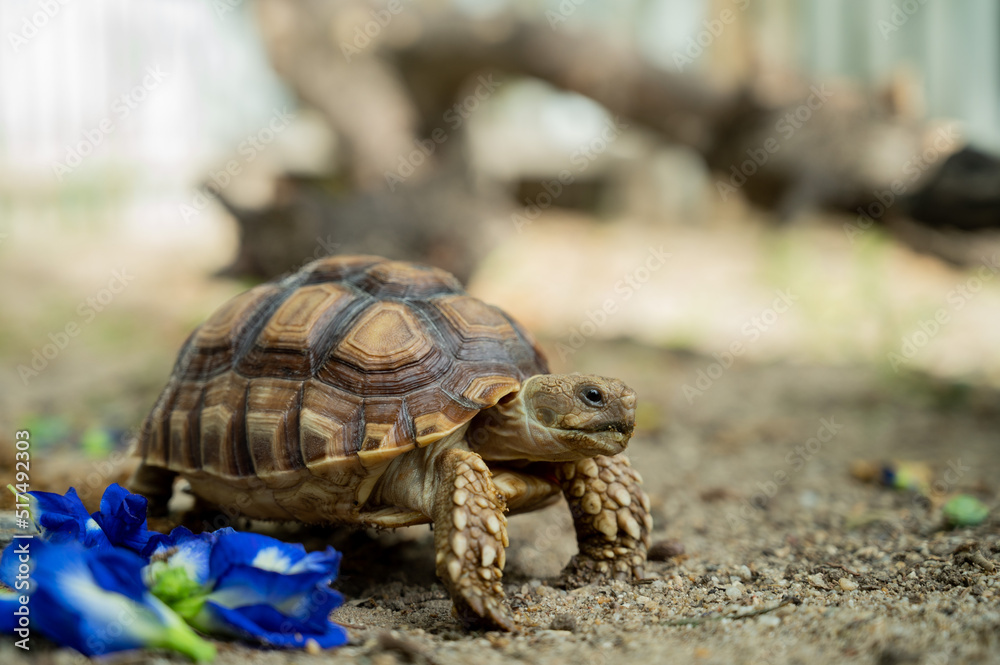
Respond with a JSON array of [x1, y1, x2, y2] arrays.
[[2, 212, 999, 664], [3, 339, 998, 665]]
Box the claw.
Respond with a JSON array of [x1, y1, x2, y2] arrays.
[[465, 591, 485, 617], [454, 589, 516, 631], [562, 545, 648, 588]]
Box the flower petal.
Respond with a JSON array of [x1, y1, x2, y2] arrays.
[[143, 526, 215, 586], [197, 600, 348, 649], [26, 488, 109, 550], [209, 531, 308, 575], [0, 538, 214, 661], [92, 483, 154, 552], [204, 531, 339, 609], [0, 592, 23, 634], [210, 530, 339, 580], [208, 562, 336, 608]]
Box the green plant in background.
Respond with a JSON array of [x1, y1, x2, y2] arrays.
[[20, 414, 72, 448], [758, 224, 897, 364], [81, 426, 116, 457], [943, 494, 990, 527]]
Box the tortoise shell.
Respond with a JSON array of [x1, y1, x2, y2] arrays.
[[136, 256, 548, 493]]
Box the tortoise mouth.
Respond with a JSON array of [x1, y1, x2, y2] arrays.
[[574, 420, 634, 437], [559, 421, 634, 456]]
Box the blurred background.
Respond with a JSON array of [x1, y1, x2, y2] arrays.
[[1, 0, 999, 505]]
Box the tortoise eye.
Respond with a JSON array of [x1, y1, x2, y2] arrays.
[[580, 387, 604, 407]]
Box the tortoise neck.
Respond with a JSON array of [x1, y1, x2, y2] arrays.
[[466, 385, 560, 462]]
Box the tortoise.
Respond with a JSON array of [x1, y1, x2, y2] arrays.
[[129, 255, 650, 630]]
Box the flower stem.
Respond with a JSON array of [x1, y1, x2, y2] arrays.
[[154, 623, 217, 663]]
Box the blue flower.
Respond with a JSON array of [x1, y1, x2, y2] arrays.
[[20, 486, 108, 548], [92, 483, 154, 552], [0, 538, 214, 661], [145, 529, 347, 649], [20, 484, 154, 553], [143, 527, 215, 617], [6, 484, 348, 655]]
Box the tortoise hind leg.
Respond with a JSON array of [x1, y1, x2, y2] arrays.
[[127, 463, 177, 517]]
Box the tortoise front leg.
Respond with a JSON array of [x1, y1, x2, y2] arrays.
[[556, 454, 651, 584], [431, 448, 514, 631]]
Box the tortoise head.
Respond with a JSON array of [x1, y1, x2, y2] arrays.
[[469, 374, 637, 462]]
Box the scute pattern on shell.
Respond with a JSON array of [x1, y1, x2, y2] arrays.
[[136, 256, 548, 482]]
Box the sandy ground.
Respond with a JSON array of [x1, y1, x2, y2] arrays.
[[2, 339, 998, 665], [1, 210, 999, 664]]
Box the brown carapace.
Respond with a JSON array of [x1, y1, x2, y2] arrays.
[[130, 255, 650, 631]]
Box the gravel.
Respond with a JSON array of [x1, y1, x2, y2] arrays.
[[2, 343, 998, 665]]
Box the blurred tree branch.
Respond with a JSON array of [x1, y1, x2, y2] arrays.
[[234, 1, 997, 276]]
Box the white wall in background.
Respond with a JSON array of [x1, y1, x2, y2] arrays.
[[0, 0, 290, 185], [637, 0, 1000, 151]]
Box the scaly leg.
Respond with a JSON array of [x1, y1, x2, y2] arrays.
[[431, 449, 514, 630], [556, 454, 651, 584]]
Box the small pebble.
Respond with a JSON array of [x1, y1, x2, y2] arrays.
[[550, 613, 577, 632], [648, 539, 686, 561], [726, 584, 743, 600], [535, 584, 556, 597], [839, 577, 858, 591], [807, 574, 829, 589], [798, 490, 820, 509], [636, 595, 657, 611]]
